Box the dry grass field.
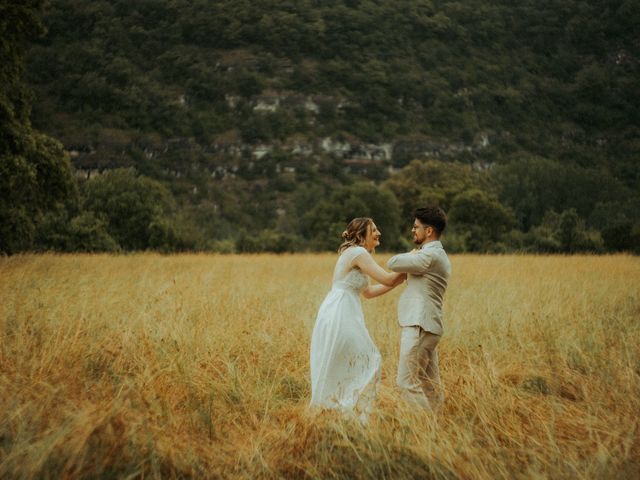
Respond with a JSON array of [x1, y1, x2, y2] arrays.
[[1, 253, 639, 479]]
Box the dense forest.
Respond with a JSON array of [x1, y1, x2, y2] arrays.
[[2, 0, 639, 253]]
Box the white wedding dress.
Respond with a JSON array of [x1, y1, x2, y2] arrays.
[[310, 246, 381, 420]]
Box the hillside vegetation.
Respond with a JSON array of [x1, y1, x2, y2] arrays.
[[2, 1, 639, 253]]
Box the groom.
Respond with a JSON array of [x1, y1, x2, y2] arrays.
[[387, 206, 451, 412]]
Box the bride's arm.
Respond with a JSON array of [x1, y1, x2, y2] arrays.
[[353, 251, 399, 286], [362, 274, 406, 299], [353, 251, 406, 296]]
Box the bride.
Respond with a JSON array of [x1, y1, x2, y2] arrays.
[[309, 217, 406, 420]]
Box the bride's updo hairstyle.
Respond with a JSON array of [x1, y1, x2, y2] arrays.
[[338, 217, 373, 253]]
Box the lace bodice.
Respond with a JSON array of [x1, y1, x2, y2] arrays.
[[332, 246, 369, 293]]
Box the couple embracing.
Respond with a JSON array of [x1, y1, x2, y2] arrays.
[[309, 206, 451, 422]]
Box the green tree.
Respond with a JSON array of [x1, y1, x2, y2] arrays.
[[448, 189, 515, 251], [83, 168, 177, 250], [600, 221, 640, 253], [301, 182, 403, 251], [556, 209, 591, 253], [528, 209, 600, 253], [66, 212, 119, 252], [589, 200, 640, 252], [384, 159, 490, 220], [34, 209, 118, 252], [0, 1, 78, 253], [491, 156, 629, 231]]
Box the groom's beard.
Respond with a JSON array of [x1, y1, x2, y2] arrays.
[[414, 234, 429, 246]]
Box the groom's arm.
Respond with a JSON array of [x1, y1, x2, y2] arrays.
[[387, 251, 432, 275]]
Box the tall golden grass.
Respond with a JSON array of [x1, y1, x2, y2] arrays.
[[1, 253, 639, 479]]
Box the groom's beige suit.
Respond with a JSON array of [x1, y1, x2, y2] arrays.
[[387, 240, 451, 410]]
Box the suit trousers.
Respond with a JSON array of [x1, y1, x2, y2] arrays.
[[396, 326, 444, 411]]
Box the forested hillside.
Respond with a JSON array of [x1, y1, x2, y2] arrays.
[[3, 0, 639, 252]]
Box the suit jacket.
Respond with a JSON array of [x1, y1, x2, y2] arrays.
[[387, 240, 451, 335]]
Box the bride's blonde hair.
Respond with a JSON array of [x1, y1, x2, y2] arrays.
[[338, 217, 373, 253]]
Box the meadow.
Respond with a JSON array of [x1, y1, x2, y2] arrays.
[[1, 253, 639, 479]]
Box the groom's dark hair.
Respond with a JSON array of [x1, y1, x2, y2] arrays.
[[414, 206, 447, 235]]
